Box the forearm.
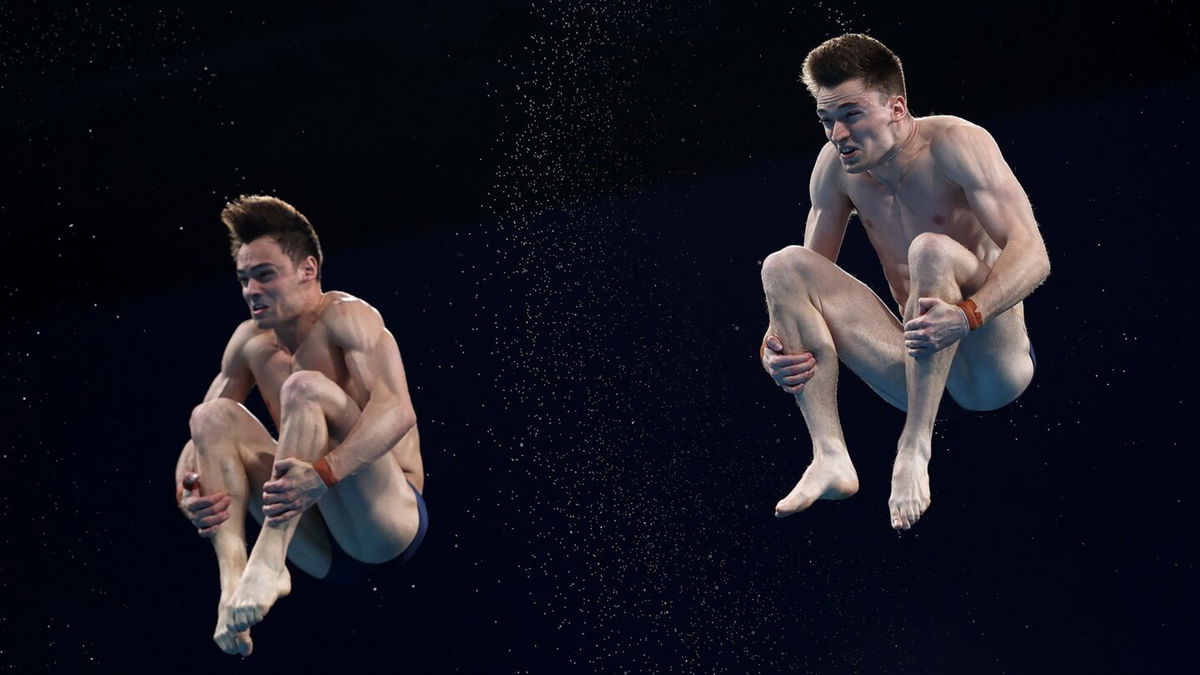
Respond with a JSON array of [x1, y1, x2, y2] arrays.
[[322, 400, 416, 483], [969, 236, 1050, 323]]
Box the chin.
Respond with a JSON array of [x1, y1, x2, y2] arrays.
[[251, 313, 276, 328]]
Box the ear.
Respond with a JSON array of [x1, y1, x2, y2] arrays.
[[889, 95, 908, 121], [300, 255, 319, 281]]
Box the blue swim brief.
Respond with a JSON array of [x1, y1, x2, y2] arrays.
[[938, 341, 1036, 420], [321, 480, 428, 584]]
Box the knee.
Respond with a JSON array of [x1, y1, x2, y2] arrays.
[[906, 232, 957, 270], [762, 245, 821, 294], [189, 398, 242, 442], [280, 370, 331, 409]]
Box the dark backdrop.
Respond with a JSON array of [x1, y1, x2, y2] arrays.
[[3, 1, 1198, 672]]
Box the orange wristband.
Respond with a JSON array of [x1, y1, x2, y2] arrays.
[[956, 298, 983, 331], [313, 457, 338, 487]]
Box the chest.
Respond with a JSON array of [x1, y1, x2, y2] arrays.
[[247, 328, 351, 397], [845, 164, 965, 245]]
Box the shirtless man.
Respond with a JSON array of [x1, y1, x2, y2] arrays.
[[760, 34, 1049, 530], [174, 195, 427, 655]]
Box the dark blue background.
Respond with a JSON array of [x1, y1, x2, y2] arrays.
[[4, 1, 1198, 672]]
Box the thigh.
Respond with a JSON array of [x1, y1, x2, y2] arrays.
[[223, 402, 278, 491], [947, 302, 1035, 411], [281, 371, 422, 564], [767, 247, 909, 407]]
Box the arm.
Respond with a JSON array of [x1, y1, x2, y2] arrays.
[[174, 323, 256, 535], [761, 145, 852, 390], [934, 123, 1051, 324], [317, 299, 417, 484], [174, 322, 257, 484], [803, 143, 854, 262]]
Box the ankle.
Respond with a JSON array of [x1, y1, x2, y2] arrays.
[[897, 429, 931, 456], [811, 440, 849, 458]]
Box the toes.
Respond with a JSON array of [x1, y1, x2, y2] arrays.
[[236, 631, 254, 657], [229, 606, 259, 633], [214, 629, 239, 655]]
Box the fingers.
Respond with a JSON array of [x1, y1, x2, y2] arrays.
[[263, 507, 302, 525], [261, 501, 294, 518], [774, 360, 815, 377], [183, 492, 230, 512], [766, 353, 815, 369], [765, 335, 784, 353], [183, 492, 231, 535], [182, 472, 201, 491], [195, 511, 230, 533], [186, 494, 231, 518]]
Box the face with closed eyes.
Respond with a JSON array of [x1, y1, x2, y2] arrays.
[[814, 78, 908, 173], [235, 236, 318, 328]]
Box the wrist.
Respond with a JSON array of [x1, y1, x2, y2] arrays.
[[955, 297, 983, 331], [313, 456, 338, 487]]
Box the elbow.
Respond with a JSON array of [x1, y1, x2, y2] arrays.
[[400, 409, 417, 437], [388, 404, 417, 446], [1037, 247, 1052, 286]]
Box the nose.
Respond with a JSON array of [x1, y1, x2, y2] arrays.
[[244, 279, 262, 299], [830, 120, 851, 144]]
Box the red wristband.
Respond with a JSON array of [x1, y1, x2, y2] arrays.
[[956, 298, 983, 331], [313, 457, 338, 487]]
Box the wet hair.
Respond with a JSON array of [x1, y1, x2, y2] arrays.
[[220, 195, 323, 280], [801, 33, 907, 102]]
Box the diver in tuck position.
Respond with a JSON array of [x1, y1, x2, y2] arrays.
[[759, 34, 1049, 530], [175, 195, 427, 655]]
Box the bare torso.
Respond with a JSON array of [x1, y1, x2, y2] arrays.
[[239, 292, 424, 489], [840, 116, 1006, 310]]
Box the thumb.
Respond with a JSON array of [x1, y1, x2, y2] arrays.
[[272, 458, 295, 478], [765, 335, 783, 353], [917, 297, 938, 315], [182, 473, 201, 492]]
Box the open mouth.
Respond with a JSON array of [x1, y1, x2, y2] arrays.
[[251, 304, 269, 316], [839, 146, 859, 158]]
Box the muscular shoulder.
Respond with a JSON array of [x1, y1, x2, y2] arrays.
[[925, 116, 1005, 186], [810, 143, 849, 202], [222, 319, 266, 372], [318, 292, 387, 350]]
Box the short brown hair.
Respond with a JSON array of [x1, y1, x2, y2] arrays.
[[801, 33, 906, 101], [220, 195, 323, 280]]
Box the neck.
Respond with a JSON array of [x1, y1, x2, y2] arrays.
[[867, 116, 919, 189], [273, 290, 323, 353]]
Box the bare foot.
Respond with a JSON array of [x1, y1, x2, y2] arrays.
[[775, 449, 859, 518], [888, 450, 931, 530], [214, 598, 254, 656], [227, 563, 292, 633]]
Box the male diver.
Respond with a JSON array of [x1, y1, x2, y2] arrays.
[[175, 195, 427, 654], [760, 34, 1049, 530]]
